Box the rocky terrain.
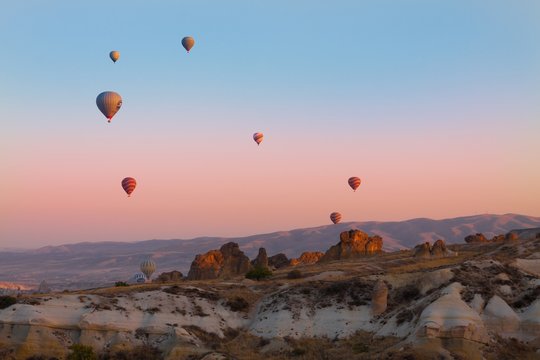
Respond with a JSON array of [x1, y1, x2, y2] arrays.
[[1, 214, 539, 291], [1, 228, 539, 359]]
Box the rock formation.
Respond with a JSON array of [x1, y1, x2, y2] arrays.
[[154, 270, 183, 283], [414, 240, 456, 259], [268, 253, 289, 269], [289, 252, 324, 266], [464, 233, 488, 243], [371, 280, 388, 315], [251, 248, 269, 269], [465, 231, 520, 244], [187, 242, 251, 280], [319, 230, 383, 263]]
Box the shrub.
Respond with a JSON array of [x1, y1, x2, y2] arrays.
[[99, 345, 162, 360], [114, 281, 128, 287], [0, 296, 17, 309], [287, 270, 302, 279], [226, 297, 249, 312], [245, 266, 273, 281], [67, 344, 97, 360]]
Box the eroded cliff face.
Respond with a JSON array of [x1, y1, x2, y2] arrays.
[[187, 242, 251, 280]]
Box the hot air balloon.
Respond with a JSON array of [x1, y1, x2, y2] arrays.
[[348, 177, 361, 191], [121, 177, 137, 197], [132, 273, 146, 284], [96, 91, 122, 123], [109, 51, 120, 63], [330, 212, 342, 224], [140, 260, 156, 280], [253, 132, 263, 146], [182, 36, 195, 53]]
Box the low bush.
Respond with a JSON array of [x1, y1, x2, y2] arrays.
[[114, 281, 128, 287], [67, 344, 96, 360], [0, 296, 17, 309], [245, 266, 273, 281], [287, 269, 302, 279], [226, 296, 249, 312]]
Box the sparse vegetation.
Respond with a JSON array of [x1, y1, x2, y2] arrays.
[[0, 296, 17, 309], [226, 296, 249, 312], [114, 281, 128, 287], [99, 345, 163, 360], [67, 344, 97, 360], [245, 266, 273, 281], [287, 269, 303, 279]]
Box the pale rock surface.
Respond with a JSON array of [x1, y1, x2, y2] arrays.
[[499, 285, 512, 296], [416, 268, 454, 295], [371, 280, 388, 315], [469, 294, 485, 314], [482, 295, 520, 335], [416, 282, 488, 343], [513, 258, 540, 277]]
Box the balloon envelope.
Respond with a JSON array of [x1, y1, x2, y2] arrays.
[[330, 212, 342, 224], [348, 177, 361, 191], [140, 260, 156, 280], [109, 51, 120, 63], [253, 132, 263, 145], [182, 36, 195, 52], [96, 91, 122, 122], [121, 177, 136, 197]]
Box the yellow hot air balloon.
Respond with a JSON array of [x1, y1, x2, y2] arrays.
[[109, 51, 120, 63], [96, 91, 122, 123], [182, 36, 195, 53], [140, 260, 156, 280]]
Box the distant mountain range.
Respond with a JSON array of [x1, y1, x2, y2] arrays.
[[1, 213, 539, 290]]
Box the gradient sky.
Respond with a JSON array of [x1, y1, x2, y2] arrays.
[[1, 1, 539, 248]]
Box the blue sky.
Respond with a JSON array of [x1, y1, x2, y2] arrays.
[[1, 1, 539, 246]]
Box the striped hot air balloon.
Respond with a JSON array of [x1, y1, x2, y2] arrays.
[[348, 177, 361, 191], [253, 132, 263, 145], [109, 51, 120, 63], [182, 36, 195, 53], [140, 260, 156, 280], [96, 91, 122, 123], [330, 212, 342, 224], [121, 177, 136, 197]]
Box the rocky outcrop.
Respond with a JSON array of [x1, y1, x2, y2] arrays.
[[251, 248, 269, 269], [414, 240, 456, 259], [319, 230, 383, 263], [187, 242, 251, 280], [465, 231, 520, 244], [290, 252, 324, 266], [371, 280, 388, 315], [268, 254, 289, 269], [154, 270, 183, 283], [464, 233, 488, 243]]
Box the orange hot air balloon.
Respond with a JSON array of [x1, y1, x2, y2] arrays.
[[348, 177, 361, 191], [182, 36, 195, 53], [109, 51, 120, 63], [121, 177, 137, 197], [253, 132, 263, 145], [96, 91, 122, 123], [330, 212, 342, 224]]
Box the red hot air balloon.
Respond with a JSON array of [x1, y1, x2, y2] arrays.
[[330, 212, 342, 224], [121, 177, 137, 197], [253, 132, 263, 146], [348, 177, 361, 191]]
